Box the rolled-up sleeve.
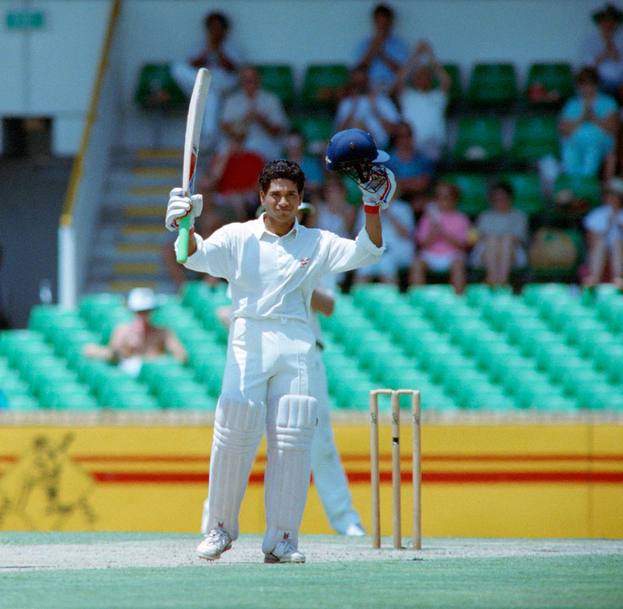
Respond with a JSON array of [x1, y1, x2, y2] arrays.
[[177, 226, 233, 279], [323, 227, 385, 274]]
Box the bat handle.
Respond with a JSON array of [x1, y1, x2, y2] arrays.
[[176, 216, 192, 263]]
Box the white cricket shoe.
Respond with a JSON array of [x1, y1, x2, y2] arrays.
[[345, 523, 366, 537], [264, 540, 306, 564], [196, 527, 232, 561]]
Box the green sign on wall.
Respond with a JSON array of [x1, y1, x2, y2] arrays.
[[6, 10, 45, 30]]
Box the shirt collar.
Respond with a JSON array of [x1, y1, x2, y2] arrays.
[[252, 213, 300, 239]]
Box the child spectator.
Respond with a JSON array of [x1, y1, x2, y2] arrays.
[[410, 181, 470, 294], [335, 67, 401, 149], [582, 176, 623, 288], [394, 40, 451, 161], [316, 174, 356, 238], [470, 182, 529, 286], [559, 67, 619, 177], [354, 3, 409, 93]]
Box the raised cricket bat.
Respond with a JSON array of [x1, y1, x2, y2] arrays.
[[176, 67, 211, 263]]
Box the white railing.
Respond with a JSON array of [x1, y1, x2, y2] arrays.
[[58, 0, 121, 308]]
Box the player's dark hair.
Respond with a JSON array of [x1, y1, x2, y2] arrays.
[[491, 181, 514, 198], [259, 160, 305, 194], [373, 3, 394, 19], [204, 11, 229, 31]]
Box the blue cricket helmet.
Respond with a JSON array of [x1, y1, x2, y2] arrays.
[[325, 128, 390, 172]]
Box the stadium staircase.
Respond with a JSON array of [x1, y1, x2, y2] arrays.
[[1, 284, 622, 413], [86, 148, 182, 295]]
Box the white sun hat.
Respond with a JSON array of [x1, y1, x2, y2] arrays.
[[127, 287, 157, 312]]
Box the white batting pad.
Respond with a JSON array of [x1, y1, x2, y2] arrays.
[[201, 397, 265, 537], [262, 394, 318, 554]]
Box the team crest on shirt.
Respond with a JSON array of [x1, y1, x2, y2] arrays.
[[299, 257, 311, 267]]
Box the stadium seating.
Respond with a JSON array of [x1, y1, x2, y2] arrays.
[[467, 63, 518, 106], [301, 64, 349, 109], [256, 64, 296, 108], [498, 172, 545, 216], [510, 115, 559, 162], [442, 173, 488, 217], [525, 62, 574, 105], [1, 284, 622, 413], [134, 63, 187, 109], [452, 117, 504, 163]]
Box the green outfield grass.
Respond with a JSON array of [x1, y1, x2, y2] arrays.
[[1, 534, 622, 609]]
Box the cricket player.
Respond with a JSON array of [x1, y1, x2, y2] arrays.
[[165, 131, 395, 563]]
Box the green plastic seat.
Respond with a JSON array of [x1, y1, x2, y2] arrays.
[[442, 63, 462, 105], [574, 384, 623, 411], [4, 393, 39, 411], [525, 63, 574, 104], [497, 172, 545, 216], [256, 64, 295, 107], [452, 118, 504, 162], [442, 173, 488, 216], [510, 115, 559, 162], [467, 63, 518, 106], [301, 64, 349, 109], [134, 63, 187, 109], [290, 115, 334, 152], [553, 174, 601, 207]]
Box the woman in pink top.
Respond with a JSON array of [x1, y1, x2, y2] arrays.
[[410, 181, 471, 293]]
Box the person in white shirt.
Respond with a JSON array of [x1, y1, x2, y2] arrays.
[[165, 152, 395, 563], [354, 196, 415, 284], [394, 40, 451, 161], [171, 12, 243, 148], [583, 176, 623, 288], [221, 66, 289, 162], [335, 67, 401, 150]]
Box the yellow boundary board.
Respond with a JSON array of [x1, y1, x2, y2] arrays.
[[0, 421, 621, 537]]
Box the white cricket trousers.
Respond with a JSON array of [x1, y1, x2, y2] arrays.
[[202, 317, 318, 553], [310, 349, 362, 534]]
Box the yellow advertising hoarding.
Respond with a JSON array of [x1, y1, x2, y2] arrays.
[[0, 421, 621, 537]]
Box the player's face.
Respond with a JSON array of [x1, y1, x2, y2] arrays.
[[261, 179, 302, 225]]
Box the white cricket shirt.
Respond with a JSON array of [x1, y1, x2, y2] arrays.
[[182, 215, 383, 322]]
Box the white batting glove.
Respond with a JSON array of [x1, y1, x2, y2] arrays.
[[165, 188, 203, 232], [358, 167, 396, 213]]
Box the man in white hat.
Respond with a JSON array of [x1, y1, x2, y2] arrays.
[[83, 287, 187, 377]]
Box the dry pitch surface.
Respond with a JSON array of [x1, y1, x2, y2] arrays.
[[1, 534, 622, 571], [1, 534, 622, 609]]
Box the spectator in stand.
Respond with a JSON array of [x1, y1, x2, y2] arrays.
[[559, 67, 619, 178], [584, 3, 623, 102], [316, 174, 356, 238], [394, 40, 451, 161], [386, 121, 434, 212], [284, 131, 325, 198], [199, 122, 265, 221], [335, 67, 401, 150], [470, 182, 529, 287], [410, 181, 470, 294], [354, 3, 409, 93], [221, 65, 289, 162], [582, 176, 623, 288], [171, 12, 242, 148], [83, 288, 187, 378], [354, 191, 415, 285]]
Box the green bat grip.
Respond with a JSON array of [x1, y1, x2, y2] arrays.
[[176, 216, 192, 263]]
